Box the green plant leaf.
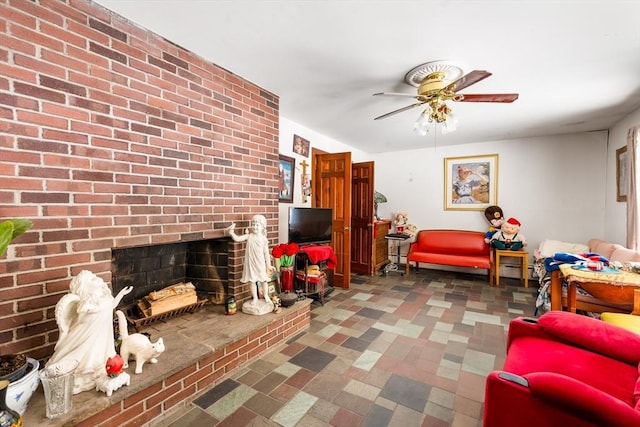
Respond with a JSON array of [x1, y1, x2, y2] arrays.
[[9, 218, 33, 239], [0, 219, 33, 256], [0, 221, 14, 256]]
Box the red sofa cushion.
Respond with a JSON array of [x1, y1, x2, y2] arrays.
[[406, 252, 490, 269], [504, 335, 637, 406], [537, 311, 640, 365], [412, 229, 488, 256]]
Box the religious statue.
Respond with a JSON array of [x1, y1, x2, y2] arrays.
[[226, 214, 275, 315], [47, 270, 133, 394]]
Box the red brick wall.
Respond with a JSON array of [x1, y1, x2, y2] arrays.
[[0, 0, 279, 360]]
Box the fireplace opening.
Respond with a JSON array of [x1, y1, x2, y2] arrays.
[[111, 239, 231, 309]]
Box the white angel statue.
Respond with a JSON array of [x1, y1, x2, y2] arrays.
[[46, 270, 132, 394]]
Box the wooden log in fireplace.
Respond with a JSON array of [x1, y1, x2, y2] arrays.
[[122, 300, 209, 332], [139, 282, 199, 316], [120, 282, 209, 333]]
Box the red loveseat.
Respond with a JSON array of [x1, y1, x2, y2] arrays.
[[404, 229, 491, 277], [484, 311, 640, 426]]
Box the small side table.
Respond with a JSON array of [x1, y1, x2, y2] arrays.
[[294, 245, 336, 305], [493, 249, 529, 287], [383, 233, 410, 275]]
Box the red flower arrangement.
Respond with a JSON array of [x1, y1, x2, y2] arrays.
[[271, 242, 299, 267]]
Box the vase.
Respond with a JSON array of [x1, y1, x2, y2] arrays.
[[279, 266, 294, 293], [38, 359, 78, 419], [0, 379, 22, 427]]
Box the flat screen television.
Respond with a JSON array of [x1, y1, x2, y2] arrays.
[[288, 207, 333, 245]]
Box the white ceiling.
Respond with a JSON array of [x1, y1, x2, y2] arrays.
[[96, 0, 640, 153]]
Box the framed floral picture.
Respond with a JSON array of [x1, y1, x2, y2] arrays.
[[444, 154, 498, 210], [616, 146, 628, 202], [278, 154, 295, 203]]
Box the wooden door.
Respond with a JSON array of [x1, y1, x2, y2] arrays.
[[351, 162, 375, 275], [313, 152, 352, 289]]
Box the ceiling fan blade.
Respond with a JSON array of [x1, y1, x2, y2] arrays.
[[444, 70, 492, 92], [373, 92, 419, 98], [374, 102, 424, 120], [457, 93, 519, 103]]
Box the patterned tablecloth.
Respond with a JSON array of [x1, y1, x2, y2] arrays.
[[559, 264, 640, 286]]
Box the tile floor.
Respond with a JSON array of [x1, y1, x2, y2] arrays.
[[154, 269, 536, 427]]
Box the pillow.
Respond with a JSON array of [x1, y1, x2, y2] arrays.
[[590, 241, 624, 259], [537, 239, 589, 258], [610, 248, 640, 263], [601, 312, 640, 334], [538, 311, 640, 365]]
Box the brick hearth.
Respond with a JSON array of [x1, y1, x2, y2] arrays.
[[23, 301, 311, 426]]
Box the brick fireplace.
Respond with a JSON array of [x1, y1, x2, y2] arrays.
[[0, 0, 280, 363], [111, 237, 243, 307]]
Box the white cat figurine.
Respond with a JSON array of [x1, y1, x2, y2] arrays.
[[115, 310, 165, 374]]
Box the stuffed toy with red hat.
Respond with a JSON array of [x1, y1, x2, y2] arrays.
[[490, 217, 527, 250]]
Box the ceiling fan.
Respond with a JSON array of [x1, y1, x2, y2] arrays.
[[373, 61, 519, 132]]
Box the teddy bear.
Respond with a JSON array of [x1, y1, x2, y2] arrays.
[[490, 217, 527, 250], [483, 205, 505, 244]]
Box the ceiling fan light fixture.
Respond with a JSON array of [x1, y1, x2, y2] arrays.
[[433, 101, 451, 123], [375, 61, 518, 137], [441, 110, 458, 134], [413, 109, 431, 136], [414, 101, 459, 136]]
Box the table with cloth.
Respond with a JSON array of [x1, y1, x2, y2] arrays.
[[551, 264, 640, 313], [294, 245, 336, 305]]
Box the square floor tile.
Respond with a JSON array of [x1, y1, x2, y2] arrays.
[[194, 378, 240, 409], [252, 371, 288, 394], [361, 404, 393, 427], [244, 391, 283, 418], [359, 327, 383, 342], [289, 346, 336, 372], [285, 367, 316, 389], [379, 373, 431, 412], [357, 307, 386, 320], [341, 336, 370, 352]]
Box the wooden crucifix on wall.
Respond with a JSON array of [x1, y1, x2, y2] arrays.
[[300, 160, 311, 203]]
